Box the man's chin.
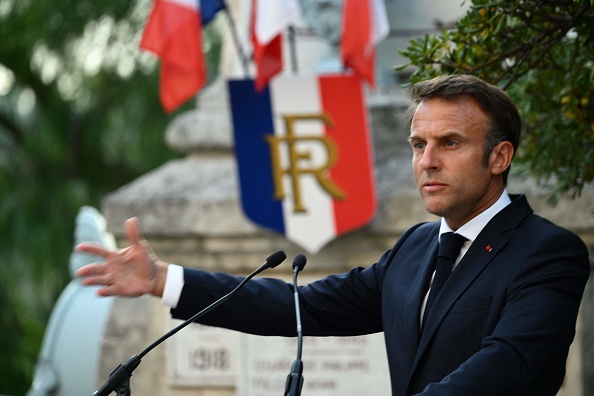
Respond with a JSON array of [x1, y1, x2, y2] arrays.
[[422, 199, 448, 218]]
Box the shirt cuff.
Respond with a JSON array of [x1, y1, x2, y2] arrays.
[[161, 264, 184, 309]]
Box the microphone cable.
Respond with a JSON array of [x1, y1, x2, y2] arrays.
[[284, 253, 307, 396]]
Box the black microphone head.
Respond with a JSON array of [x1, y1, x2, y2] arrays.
[[292, 253, 307, 271], [266, 250, 287, 268]]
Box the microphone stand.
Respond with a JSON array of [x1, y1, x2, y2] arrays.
[[284, 253, 307, 396], [93, 250, 287, 396]]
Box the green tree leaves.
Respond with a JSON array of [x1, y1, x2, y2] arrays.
[[399, 0, 594, 198], [0, 1, 221, 393]]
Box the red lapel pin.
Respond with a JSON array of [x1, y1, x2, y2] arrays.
[[486, 245, 493, 252]]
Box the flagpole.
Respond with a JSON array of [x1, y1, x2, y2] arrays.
[[222, 1, 250, 78], [288, 25, 298, 74]]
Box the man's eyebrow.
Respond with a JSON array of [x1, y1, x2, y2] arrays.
[[439, 131, 467, 141]]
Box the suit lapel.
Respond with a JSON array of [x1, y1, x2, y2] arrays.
[[403, 233, 439, 347], [411, 194, 534, 374], [417, 232, 508, 350]]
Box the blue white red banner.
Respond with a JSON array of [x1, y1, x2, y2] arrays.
[[229, 75, 376, 253]]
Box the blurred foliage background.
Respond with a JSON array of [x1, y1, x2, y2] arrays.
[[1, 0, 593, 394], [0, 0, 221, 394], [398, 0, 594, 200]]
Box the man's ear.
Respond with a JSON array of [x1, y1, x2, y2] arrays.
[[490, 141, 514, 176]]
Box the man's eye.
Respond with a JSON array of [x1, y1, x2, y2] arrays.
[[414, 142, 425, 150], [445, 140, 456, 147]]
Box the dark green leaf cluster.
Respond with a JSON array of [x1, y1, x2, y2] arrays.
[[0, 1, 222, 394], [398, 0, 594, 198]]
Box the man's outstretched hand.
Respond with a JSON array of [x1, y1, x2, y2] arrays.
[[75, 217, 168, 298]]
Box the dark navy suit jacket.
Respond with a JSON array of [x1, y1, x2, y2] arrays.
[[171, 195, 590, 395]]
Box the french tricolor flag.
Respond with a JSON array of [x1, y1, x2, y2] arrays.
[[229, 75, 376, 253], [250, 0, 302, 91], [341, 0, 389, 87], [140, 0, 222, 112]]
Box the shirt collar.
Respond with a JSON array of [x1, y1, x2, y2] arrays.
[[439, 189, 512, 242]]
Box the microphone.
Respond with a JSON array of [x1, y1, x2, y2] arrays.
[[93, 250, 287, 396], [284, 253, 307, 396]]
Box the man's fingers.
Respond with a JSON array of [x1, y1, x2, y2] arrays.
[[75, 242, 111, 258], [75, 262, 106, 277], [79, 273, 107, 285], [97, 286, 115, 297], [92, 283, 117, 297], [125, 217, 142, 247]]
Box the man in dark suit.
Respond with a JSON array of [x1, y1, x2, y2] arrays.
[[77, 74, 590, 395]]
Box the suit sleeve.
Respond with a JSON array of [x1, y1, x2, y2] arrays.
[[169, 250, 389, 336], [169, 223, 428, 336], [417, 229, 590, 395]]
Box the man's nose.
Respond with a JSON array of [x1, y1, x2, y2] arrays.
[[418, 145, 440, 170]]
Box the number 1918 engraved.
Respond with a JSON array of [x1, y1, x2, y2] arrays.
[[189, 347, 230, 372]]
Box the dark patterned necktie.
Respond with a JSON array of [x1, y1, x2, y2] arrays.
[[423, 232, 467, 327]]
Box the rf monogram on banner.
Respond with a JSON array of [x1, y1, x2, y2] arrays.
[[265, 114, 346, 213]]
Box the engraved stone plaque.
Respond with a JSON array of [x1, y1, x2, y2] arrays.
[[237, 333, 391, 395]]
